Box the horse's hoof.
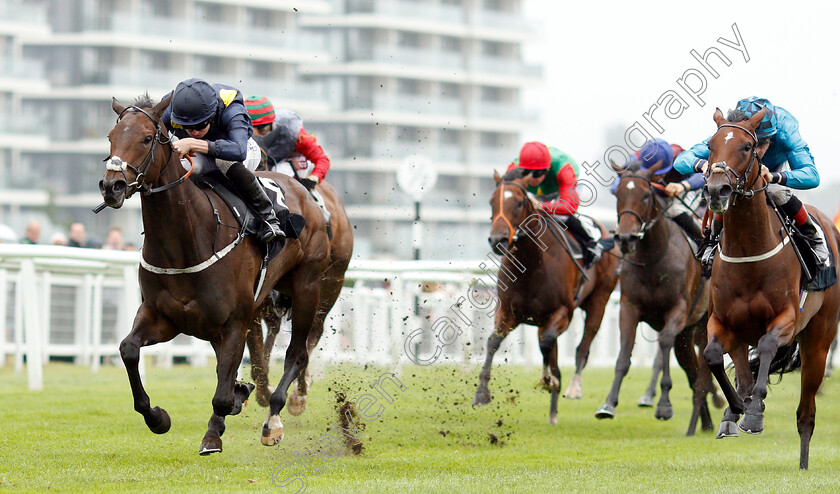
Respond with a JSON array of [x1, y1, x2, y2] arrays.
[[595, 404, 615, 419], [716, 420, 739, 438], [563, 375, 582, 399], [146, 407, 171, 434], [738, 413, 764, 434], [473, 389, 492, 406], [637, 395, 655, 407], [655, 404, 674, 421], [261, 415, 285, 446], [287, 393, 307, 416], [199, 436, 223, 455], [548, 413, 558, 425]]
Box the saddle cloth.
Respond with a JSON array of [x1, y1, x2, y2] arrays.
[[191, 171, 306, 261], [550, 213, 607, 260]]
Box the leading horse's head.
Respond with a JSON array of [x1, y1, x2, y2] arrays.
[[613, 160, 665, 254], [99, 95, 173, 208], [703, 107, 766, 214], [488, 169, 535, 255]]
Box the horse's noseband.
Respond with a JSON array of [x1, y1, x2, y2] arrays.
[[707, 123, 765, 199], [105, 105, 172, 199], [615, 176, 664, 241]]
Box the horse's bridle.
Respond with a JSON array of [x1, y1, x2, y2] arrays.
[[104, 106, 192, 199], [615, 176, 667, 241], [492, 180, 535, 245], [707, 123, 766, 199]]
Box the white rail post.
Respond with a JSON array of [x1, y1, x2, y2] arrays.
[[90, 273, 104, 373], [14, 270, 24, 374], [20, 259, 43, 391], [40, 271, 51, 365], [0, 269, 7, 368]]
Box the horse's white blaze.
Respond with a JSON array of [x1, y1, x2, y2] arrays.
[[503, 190, 514, 199], [725, 131, 734, 142], [105, 156, 128, 172], [626, 181, 635, 190]]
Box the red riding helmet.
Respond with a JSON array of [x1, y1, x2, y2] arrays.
[[518, 142, 551, 170]]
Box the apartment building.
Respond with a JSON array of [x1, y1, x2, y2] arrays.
[[0, 0, 541, 258]]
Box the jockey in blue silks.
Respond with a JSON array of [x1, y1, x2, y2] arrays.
[[612, 138, 706, 246], [674, 96, 828, 276]]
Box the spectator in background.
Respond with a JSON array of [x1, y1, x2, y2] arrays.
[[102, 225, 124, 250], [124, 242, 137, 251], [21, 220, 41, 244], [67, 222, 89, 248], [50, 232, 68, 246]]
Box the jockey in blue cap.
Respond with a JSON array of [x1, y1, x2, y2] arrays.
[[674, 97, 828, 277], [612, 138, 706, 246]]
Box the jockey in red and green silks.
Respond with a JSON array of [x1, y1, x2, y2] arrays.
[[507, 142, 602, 268]]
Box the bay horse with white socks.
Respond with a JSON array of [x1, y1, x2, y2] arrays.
[[99, 94, 329, 454], [474, 170, 619, 424], [703, 108, 840, 469]]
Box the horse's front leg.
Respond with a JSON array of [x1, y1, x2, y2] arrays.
[[119, 304, 178, 434], [287, 308, 325, 417], [262, 269, 321, 446], [639, 348, 663, 407], [654, 306, 689, 421], [740, 311, 795, 434], [473, 306, 517, 406], [596, 301, 640, 419], [246, 314, 273, 408], [568, 289, 611, 399], [537, 306, 570, 424], [200, 324, 249, 455]]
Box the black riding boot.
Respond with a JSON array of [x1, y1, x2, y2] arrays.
[[780, 197, 830, 267], [562, 214, 602, 269], [225, 162, 286, 243], [671, 212, 704, 246], [696, 218, 721, 278], [794, 216, 830, 266]]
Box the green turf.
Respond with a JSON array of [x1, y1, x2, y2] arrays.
[[1, 360, 840, 493]]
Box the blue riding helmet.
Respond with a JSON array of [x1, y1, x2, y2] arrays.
[[735, 96, 777, 139], [637, 138, 673, 175], [170, 78, 218, 127]]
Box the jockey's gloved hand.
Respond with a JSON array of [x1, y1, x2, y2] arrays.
[[300, 176, 319, 191]]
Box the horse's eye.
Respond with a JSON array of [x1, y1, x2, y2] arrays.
[[745, 143, 752, 152], [144, 135, 153, 144]]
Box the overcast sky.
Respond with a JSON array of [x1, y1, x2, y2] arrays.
[[522, 0, 840, 188]]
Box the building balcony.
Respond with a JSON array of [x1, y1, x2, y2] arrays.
[[345, 0, 465, 25]]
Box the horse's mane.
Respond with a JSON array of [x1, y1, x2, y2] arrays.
[[501, 167, 526, 181], [131, 93, 156, 109]]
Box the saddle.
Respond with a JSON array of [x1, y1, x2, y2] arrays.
[[191, 170, 306, 261], [787, 214, 837, 292], [550, 213, 614, 259]]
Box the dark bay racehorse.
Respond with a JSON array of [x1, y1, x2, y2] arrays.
[[474, 171, 620, 423], [99, 95, 330, 454], [703, 108, 840, 468], [247, 178, 353, 417], [595, 162, 715, 435]]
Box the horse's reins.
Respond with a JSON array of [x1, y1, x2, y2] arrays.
[[615, 176, 667, 242], [495, 180, 589, 280], [709, 122, 797, 266], [707, 123, 766, 199], [94, 106, 194, 213]]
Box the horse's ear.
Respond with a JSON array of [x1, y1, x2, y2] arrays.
[[112, 97, 125, 115], [713, 107, 726, 127], [493, 170, 501, 184], [151, 95, 172, 119], [746, 108, 767, 131]]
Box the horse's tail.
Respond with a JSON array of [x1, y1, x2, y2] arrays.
[[748, 342, 801, 383]]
